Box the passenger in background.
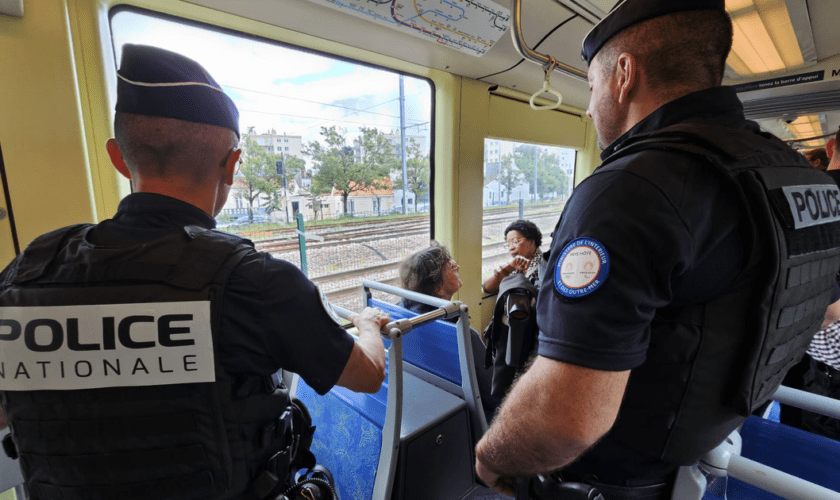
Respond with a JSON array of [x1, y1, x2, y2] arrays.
[[475, 1, 840, 497], [824, 130, 840, 181], [399, 241, 462, 315], [805, 147, 829, 171], [399, 242, 502, 418], [0, 44, 388, 500], [482, 220, 546, 295]]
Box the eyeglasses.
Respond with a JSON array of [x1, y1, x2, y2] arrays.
[[505, 238, 524, 249]]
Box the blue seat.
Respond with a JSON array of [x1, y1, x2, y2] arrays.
[[699, 414, 840, 500], [724, 417, 840, 500], [372, 299, 463, 387], [293, 282, 488, 500], [295, 364, 389, 500]]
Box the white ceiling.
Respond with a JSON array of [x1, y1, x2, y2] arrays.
[[186, 0, 610, 110], [186, 0, 840, 143]]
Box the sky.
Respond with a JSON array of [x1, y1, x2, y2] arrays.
[[110, 10, 433, 156]]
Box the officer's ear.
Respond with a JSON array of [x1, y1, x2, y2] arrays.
[[615, 52, 636, 105], [224, 148, 242, 186], [828, 139, 836, 159], [106, 138, 131, 180]]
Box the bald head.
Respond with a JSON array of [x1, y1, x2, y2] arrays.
[[595, 10, 732, 102], [113, 112, 237, 186]]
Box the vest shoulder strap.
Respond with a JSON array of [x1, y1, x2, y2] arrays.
[[3, 224, 91, 286]]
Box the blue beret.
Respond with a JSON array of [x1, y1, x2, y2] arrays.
[[581, 0, 726, 65], [116, 44, 240, 139]]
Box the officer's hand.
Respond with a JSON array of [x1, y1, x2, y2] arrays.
[[509, 255, 530, 273], [350, 307, 391, 331], [475, 457, 515, 497]]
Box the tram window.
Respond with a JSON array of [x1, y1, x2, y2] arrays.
[[481, 139, 575, 285], [111, 9, 433, 310]]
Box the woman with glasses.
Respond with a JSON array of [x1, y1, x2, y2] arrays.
[[482, 220, 546, 295]]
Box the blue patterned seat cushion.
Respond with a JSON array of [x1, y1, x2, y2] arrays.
[[296, 375, 388, 500]]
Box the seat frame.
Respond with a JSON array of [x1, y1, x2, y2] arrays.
[[673, 385, 840, 500]]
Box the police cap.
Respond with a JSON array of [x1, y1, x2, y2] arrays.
[[115, 44, 240, 139], [581, 0, 726, 65]]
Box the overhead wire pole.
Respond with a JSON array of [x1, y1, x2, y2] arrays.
[[400, 75, 408, 214]]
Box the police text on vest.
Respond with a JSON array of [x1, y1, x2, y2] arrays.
[[782, 184, 840, 229], [0, 302, 215, 390]]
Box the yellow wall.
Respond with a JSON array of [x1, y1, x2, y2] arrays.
[[0, 0, 600, 320], [0, 0, 98, 266]]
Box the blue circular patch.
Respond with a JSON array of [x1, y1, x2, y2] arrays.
[[553, 238, 610, 298]]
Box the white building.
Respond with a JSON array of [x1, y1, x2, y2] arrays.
[[251, 129, 303, 159]]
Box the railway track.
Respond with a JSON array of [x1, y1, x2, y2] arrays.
[[251, 203, 563, 254], [234, 202, 565, 306]]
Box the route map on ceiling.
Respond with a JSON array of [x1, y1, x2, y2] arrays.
[[306, 0, 510, 57]]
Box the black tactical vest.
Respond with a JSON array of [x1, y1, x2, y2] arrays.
[[0, 224, 293, 500], [600, 123, 840, 465]]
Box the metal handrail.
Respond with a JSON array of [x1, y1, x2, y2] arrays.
[[773, 385, 840, 420], [511, 0, 588, 83]]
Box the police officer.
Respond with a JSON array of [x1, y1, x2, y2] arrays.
[[0, 44, 388, 500], [475, 1, 840, 498]]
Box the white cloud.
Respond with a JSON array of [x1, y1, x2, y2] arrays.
[[111, 10, 432, 157]]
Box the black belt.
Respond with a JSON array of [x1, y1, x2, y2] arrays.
[[584, 480, 670, 500], [521, 473, 672, 500]]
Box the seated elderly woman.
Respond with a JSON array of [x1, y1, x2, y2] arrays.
[[482, 220, 546, 295], [399, 241, 502, 418], [399, 241, 462, 316]]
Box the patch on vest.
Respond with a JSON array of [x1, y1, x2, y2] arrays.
[[781, 184, 840, 229], [0, 301, 215, 391], [318, 286, 342, 326], [554, 238, 610, 298]]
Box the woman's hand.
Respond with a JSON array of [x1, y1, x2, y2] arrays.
[[509, 254, 530, 273]]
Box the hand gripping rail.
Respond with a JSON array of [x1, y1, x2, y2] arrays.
[[673, 386, 840, 500], [330, 280, 487, 500]]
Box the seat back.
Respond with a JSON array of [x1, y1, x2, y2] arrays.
[[724, 416, 840, 499], [675, 386, 840, 500], [294, 369, 389, 500], [294, 281, 490, 500], [371, 299, 463, 387]]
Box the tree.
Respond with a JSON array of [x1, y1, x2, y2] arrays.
[[498, 154, 522, 205], [239, 135, 283, 222], [306, 126, 394, 214], [391, 139, 429, 212], [512, 145, 569, 201], [513, 145, 540, 202]]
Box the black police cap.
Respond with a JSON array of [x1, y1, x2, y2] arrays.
[[581, 0, 726, 65], [115, 44, 240, 139]]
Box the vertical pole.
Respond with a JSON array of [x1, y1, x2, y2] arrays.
[[533, 145, 538, 203], [519, 198, 524, 220], [400, 75, 408, 214], [281, 151, 289, 224], [498, 159, 502, 206], [296, 213, 308, 277]]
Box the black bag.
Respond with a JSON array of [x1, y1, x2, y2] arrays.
[[484, 273, 540, 397]]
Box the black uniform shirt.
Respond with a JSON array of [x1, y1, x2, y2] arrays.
[[88, 192, 354, 395], [537, 86, 746, 372]]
